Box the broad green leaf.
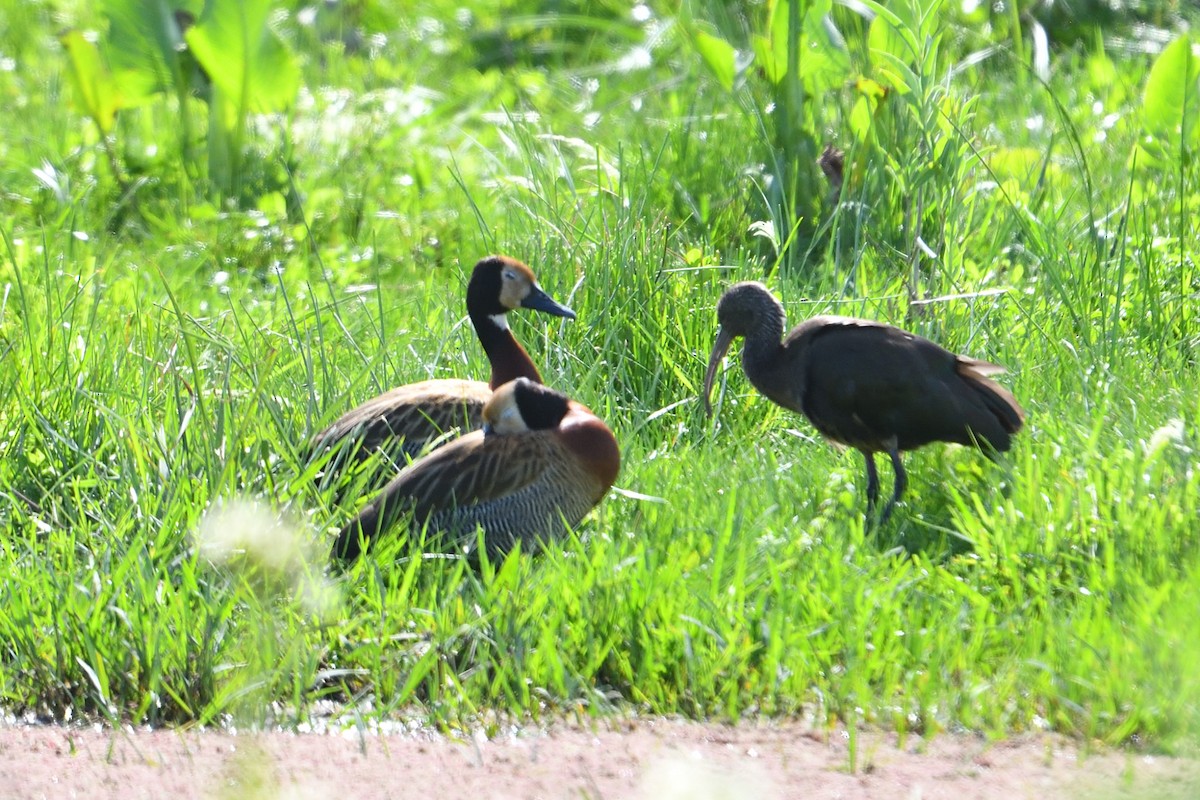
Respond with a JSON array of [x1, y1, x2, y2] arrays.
[[990, 146, 1062, 188], [871, 49, 918, 96], [186, 0, 301, 127], [758, 0, 847, 91], [693, 30, 736, 91], [60, 31, 122, 133], [1142, 35, 1200, 156], [751, 0, 789, 84], [857, 0, 905, 30], [849, 94, 873, 142], [1087, 52, 1116, 90], [256, 190, 287, 221], [848, 77, 887, 142], [868, 13, 909, 66], [752, 34, 784, 84], [865, 0, 927, 87], [914, 0, 948, 43], [101, 0, 200, 106], [799, 0, 848, 94], [1086, 29, 1116, 91]]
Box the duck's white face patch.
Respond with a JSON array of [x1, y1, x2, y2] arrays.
[[496, 402, 526, 434], [485, 392, 528, 435], [498, 266, 533, 310], [488, 313, 510, 331]]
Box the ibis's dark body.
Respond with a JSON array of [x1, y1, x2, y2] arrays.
[[703, 282, 1024, 522], [752, 316, 1021, 455]]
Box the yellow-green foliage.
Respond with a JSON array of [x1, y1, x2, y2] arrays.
[[0, 1, 1197, 750]]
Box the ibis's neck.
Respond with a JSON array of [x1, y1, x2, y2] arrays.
[[741, 332, 785, 390], [739, 310, 793, 408], [471, 311, 543, 389]]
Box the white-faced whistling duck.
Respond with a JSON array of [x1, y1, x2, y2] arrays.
[[702, 281, 1024, 524], [330, 377, 620, 565], [310, 256, 575, 482]]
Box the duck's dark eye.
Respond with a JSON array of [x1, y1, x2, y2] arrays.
[[502, 269, 516, 281]]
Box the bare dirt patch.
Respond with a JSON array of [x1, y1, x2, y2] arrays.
[[1, 719, 1197, 799]]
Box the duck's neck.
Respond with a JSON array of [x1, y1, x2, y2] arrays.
[[471, 311, 543, 389]]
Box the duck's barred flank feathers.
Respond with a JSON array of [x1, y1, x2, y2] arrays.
[[421, 451, 603, 558]]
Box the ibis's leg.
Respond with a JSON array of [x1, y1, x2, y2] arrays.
[[863, 450, 880, 521], [880, 445, 907, 525]]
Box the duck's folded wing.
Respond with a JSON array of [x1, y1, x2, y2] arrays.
[[348, 431, 549, 537], [395, 432, 551, 520], [312, 379, 490, 455]]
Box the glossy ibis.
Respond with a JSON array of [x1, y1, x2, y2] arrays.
[[702, 281, 1024, 523]]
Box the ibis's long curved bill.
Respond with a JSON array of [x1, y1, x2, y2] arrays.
[[701, 326, 736, 418]]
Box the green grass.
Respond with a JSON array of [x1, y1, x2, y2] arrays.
[[1, 0, 1198, 752]]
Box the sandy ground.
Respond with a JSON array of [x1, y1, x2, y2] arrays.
[[1, 719, 1198, 800]]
